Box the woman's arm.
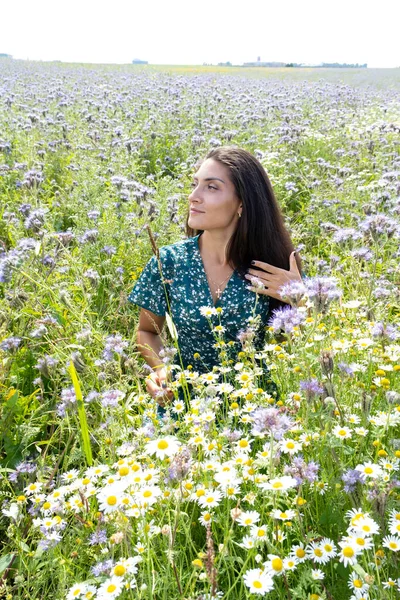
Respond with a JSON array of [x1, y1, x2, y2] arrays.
[[136, 308, 174, 404]]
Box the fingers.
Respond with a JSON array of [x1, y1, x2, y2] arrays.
[[250, 260, 279, 274]]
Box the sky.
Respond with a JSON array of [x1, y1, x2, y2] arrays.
[[2, 0, 399, 68]]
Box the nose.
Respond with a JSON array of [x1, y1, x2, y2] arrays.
[[188, 185, 202, 203]]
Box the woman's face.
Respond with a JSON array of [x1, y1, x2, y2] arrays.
[[188, 158, 242, 232]]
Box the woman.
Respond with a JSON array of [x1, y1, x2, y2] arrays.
[[128, 146, 303, 410]]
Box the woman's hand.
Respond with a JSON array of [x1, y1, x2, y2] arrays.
[[145, 367, 174, 407], [245, 251, 302, 301]]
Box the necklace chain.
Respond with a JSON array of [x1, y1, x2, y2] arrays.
[[206, 270, 234, 299]]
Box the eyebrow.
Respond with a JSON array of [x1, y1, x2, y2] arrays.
[[193, 176, 225, 183]]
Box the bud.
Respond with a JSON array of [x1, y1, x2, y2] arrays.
[[320, 351, 334, 375], [230, 507, 242, 521]]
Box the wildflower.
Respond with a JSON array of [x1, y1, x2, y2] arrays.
[[96, 577, 123, 599], [382, 536, 400, 551], [268, 305, 305, 334], [305, 276, 342, 313], [200, 306, 218, 317], [145, 436, 181, 460], [280, 438, 302, 455], [348, 572, 369, 594], [299, 378, 324, 400], [100, 389, 125, 408], [338, 540, 360, 567], [355, 462, 384, 480], [264, 554, 285, 576], [332, 425, 352, 439], [243, 568, 274, 595], [342, 469, 365, 493], [278, 280, 307, 306], [198, 490, 223, 508], [260, 476, 298, 492], [290, 543, 307, 562], [0, 336, 22, 351], [237, 510, 260, 527], [250, 407, 294, 439], [67, 583, 89, 600], [311, 569, 325, 580]]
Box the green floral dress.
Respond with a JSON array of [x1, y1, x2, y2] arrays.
[[128, 234, 277, 395]]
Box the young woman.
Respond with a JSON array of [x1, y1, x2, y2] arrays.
[[128, 146, 303, 410]]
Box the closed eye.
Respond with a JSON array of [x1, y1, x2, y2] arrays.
[[190, 182, 218, 190]]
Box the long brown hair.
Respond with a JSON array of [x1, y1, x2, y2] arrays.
[[186, 146, 302, 312]]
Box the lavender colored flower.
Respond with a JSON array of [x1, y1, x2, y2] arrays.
[[24, 209, 47, 232], [0, 336, 22, 351], [35, 355, 59, 377], [371, 322, 398, 341], [360, 213, 399, 239], [338, 362, 355, 377], [168, 446, 192, 482], [89, 529, 108, 545], [250, 407, 294, 440], [79, 229, 99, 244], [87, 210, 101, 220], [30, 324, 48, 339], [332, 227, 363, 243], [278, 280, 307, 306], [91, 559, 114, 577], [305, 277, 342, 313], [103, 334, 128, 361], [101, 245, 117, 255], [299, 378, 324, 400], [56, 231, 75, 246], [8, 461, 37, 483], [268, 305, 305, 334], [85, 391, 100, 403], [100, 389, 125, 407], [342, 468, 365, 493], [83, 268, 100, 285], [221, 428, 242, 443], [57, 386, 77, 417], [38, 532, 62, 550], [284, 456, 319, 485], [22, 169, 44, 188]]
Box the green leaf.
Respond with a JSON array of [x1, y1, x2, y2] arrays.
[[0, 553, 14, 576], [165, 312, 178, 341], [68, 361, 93, 466]]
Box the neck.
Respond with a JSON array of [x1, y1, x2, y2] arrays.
[[198, 228, 235, 267]]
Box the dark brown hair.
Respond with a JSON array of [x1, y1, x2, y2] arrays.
[[186, 146, 302, 312]]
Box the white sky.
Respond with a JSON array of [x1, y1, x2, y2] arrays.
[[2, 0, 399, 68]]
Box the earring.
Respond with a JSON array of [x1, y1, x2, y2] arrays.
[[238, 212, 242, 218]]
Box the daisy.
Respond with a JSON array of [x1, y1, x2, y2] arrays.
[[389, 521, 400, 536], [97, 485, 124, 514], [135, 486, 162, 507], [145, 436, 181, 460], [332, 425, 352, 439], [67, 583, 88, 599], [345, 535, 373, 552], [237, 510, 260, 527], [382, 536, 400, 552], [290, 543, 307, 562], [197, 490, 223, 508], [24, 482, 43, 496], [260, 476, 297, 492], [270, 509, 296, 521], [172, 399, 185, 413], [200, 306, 218, 317], [240, 535, 256, 549], [264, 554, 285, 576], [250, 524, 268, 541], [351, 516, 379, 536], [96, 577, 123, 599], [61, 469, 79, 483], [355, 462, 384, 479], [348, 572, 369, 594], [280, 439, 302, 454], [199, 511, 213, 526], [311, 569, 324, 580], [338, 540, 360, 567], [306, 541, 330, 565], [243, 568, 274, 595], [283, 557, 297, 571]]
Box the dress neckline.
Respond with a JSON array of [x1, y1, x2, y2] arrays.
[[193, 234, 236, 307]]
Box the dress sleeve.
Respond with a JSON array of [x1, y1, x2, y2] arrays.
[[128, 254, 169, 317]]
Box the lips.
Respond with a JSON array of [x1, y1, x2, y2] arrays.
[[190, 208, 204, 213]]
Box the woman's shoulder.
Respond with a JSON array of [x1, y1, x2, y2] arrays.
[[158, 235, 199, 262]]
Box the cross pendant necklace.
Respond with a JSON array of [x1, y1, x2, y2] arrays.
[[208, 271, 233, 300]]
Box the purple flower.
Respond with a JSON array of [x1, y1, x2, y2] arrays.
[[371, 322, 398, 341], [304, 277, 342, 313], [57, 387, 77, 417], [250, 407, 294, 440], [342, 468, 365, 493], [299, 378, 324, 400], [102, 334, 128, 361], [100, 389, 125, 407], [268, 305, 305, 334], [35, 355, 59, 377], [89, 529, 108, 545], [0, 336, 22, 351], [91, 559, 113, 577], [168, 446, 192, 482], [284, 456, 319, 485], [278, 280, 307, 306], [8, 461, 37, 483], [79, 229, 99, 244]]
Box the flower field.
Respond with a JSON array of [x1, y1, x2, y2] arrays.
[[1, 60, 400, 600]]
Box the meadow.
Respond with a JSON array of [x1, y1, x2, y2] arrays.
[[0, 59, 400, 600]]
